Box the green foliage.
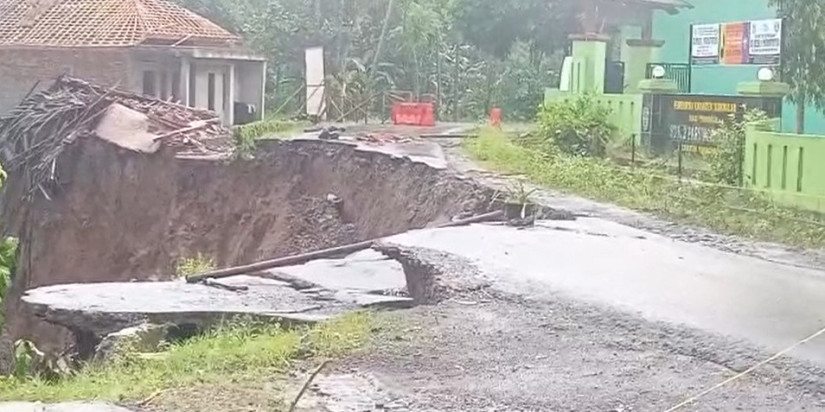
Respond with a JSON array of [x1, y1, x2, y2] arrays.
[[535, 94, 617, 157], [706, 110, 770, 186], [12, 340, 75, 382], [0, 163, 16, 330], [0, 237, 18, 297], [466, 128, 825, 248], [494, 181, 538, 205], [174, 0, 568, 121], [0, 313, 372, 403], [770, 0, 825, 133], [175, 253, 217, 277], [450, 0, 573, 59], [233, 119, 303, 159]]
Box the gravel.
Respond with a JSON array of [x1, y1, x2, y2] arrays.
[[319, 248, 825, 411]]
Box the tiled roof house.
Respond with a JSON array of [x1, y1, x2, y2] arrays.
[[0, 0, 266, 125]]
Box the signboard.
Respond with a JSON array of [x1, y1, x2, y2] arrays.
[[641, 94, 782, 154], [691, 24, 720, 65], [749, 18, 782, 65], [720, 22, 747, 65], [691, 18, 782, 66]]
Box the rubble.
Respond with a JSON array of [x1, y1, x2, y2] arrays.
[[0, 76, 232, 200], [93, 323, 174, 362], [355, 132, 412, 145]]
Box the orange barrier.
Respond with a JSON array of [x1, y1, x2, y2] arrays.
[[489, 108, 502, 129], [391, 102, 435, 127]]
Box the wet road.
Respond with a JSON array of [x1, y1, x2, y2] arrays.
[[387, 219, 825, 365]]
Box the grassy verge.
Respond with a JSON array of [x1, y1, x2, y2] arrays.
[[465, 129, 825, 248], [0, 313, 371, 408], [234, 118, 307, 157]]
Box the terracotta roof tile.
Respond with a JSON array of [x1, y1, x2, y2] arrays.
[[0, 0, 240, 47]]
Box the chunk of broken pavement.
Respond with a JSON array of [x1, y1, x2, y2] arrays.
[[94, 323, 172, 362]]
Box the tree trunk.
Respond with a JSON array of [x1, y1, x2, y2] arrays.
[[413, 49, 420, 99], [796, 101, 805, 134], [453, 45, 460, 122], [436, 39, 443, 119], [370, 0, 395, 83]]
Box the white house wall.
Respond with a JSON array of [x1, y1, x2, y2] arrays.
[[192, 61, 230, 125], [235, 60, 265, 122]]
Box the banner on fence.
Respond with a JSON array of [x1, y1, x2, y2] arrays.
[[691, 18, 782, 66]]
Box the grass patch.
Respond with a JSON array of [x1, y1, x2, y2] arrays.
[[0, 312, 372, 405], [465, 128, 825, 248], [233, 118, 306, 158], [175, 253, 216, 277]]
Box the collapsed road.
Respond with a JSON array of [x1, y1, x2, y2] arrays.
[[2, 78, 825, 411]]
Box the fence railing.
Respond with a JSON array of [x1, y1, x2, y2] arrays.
[[744, 128, 825, 213], [645, 63, 691, 93]]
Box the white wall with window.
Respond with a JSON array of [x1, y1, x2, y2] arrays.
[[133, 51, 265, 126]]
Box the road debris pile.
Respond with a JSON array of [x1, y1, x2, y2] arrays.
[[355, 132, 412, 145], [0, 76, 232, 201]]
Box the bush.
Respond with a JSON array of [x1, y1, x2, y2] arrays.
[[535, 94, 617, 157], [176, 254, 216, 277], [233, 119, 303, 158], [706, 110, 770, 186], [0, 164, 17, 330]]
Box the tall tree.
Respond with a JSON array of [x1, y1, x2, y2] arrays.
[[771, 0, 825, 133], [450, 0, 573, 62]]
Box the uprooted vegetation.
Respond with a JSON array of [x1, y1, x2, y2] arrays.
[[0, 313, 371, 408]]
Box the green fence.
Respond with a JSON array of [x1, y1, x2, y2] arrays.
[[744, 128, 825, 213], [645, 63, 691, 93], [545, 89, 642, 142]]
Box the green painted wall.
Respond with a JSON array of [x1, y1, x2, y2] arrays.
[[545, 90, 642, 143], [653, 0, 825, 134], [744, 128, 825, 212]]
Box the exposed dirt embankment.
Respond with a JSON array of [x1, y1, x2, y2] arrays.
[[2, 138, 493, 352]]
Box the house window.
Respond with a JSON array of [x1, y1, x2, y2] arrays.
[[142, 70, 156, 97], [207, 73, 216, 111]]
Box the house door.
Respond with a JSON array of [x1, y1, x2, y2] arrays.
[[193, 64, 229, 124]]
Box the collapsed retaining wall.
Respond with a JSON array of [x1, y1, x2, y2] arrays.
[[1, 137, 494, 353]]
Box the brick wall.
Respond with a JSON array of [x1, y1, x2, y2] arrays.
[[0, 47, 132, 115]]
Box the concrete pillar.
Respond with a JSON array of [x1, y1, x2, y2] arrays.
[[638, 78, 678, 94], [737, 80, 790, 98], [569, 34, 608, 93], [738, 79, 789, 132], [226, 63, 235, 126], [259, 61, 267, 120], [624, 39, 664, 94], [180, 57, 191, 107]]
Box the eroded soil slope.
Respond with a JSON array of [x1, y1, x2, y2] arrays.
[[1, 137, 493, 351]]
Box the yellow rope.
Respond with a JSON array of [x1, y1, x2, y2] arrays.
[[662, 325, 825, 412]]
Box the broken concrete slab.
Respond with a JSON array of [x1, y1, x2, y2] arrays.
[[273, 249, 407, 292], [292, 134, 449, 169], [94, 323, 172, 362], [21, 264, 414, 351], [21, 278, 332, 341], [0, 402, 135, 412], [94, 103, 160, 153]]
